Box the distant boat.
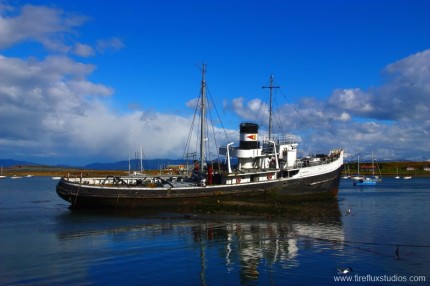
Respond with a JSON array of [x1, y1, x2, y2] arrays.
[[351, 154, 364, 181], [403, 176, 412, 180], [25, 174, 34, 178], [353, 177, 377, 186], [395, 167, 400, 179], [52, 176, 62, 180], [368, 150, 382, 183], [342, 164, 351, 179], [353, 151, 379, 186], [56, 67, 344, 209], [11, 175, 22, 179], [0, 166, 6, 179]]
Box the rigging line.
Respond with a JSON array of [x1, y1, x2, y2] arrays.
[[182, 91, 200, 160], [203, 104, 210, 163], [255, 98, 266, 129], [278, 89, 312, 128], [205, 88, 223, 163], [205, 85, 231, 143], [206, 103, 218, 159], [257, 75, 282, 134], [252, 95, 269, 132], [272, 90, 286, 135]]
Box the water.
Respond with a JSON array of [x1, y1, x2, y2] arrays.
[[0, 177, 429, 285]]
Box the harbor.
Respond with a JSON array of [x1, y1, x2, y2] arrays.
[[1, 160, 429, 178], [0, 176, 429, 285]]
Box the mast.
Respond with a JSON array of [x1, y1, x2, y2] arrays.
[[140, 146, 144, 173], [200, 63, 207, 172], [262, 75, 280, 139], [357, 154, 360, 176]]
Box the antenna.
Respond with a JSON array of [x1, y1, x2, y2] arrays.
[[262, 75, 280, 139]]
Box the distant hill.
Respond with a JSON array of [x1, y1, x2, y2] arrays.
[[0, 159, 41, 167], [1, 158, 190, 171], [84, 159, 189, 171]]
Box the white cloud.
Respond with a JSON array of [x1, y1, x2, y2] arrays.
[[2, 45, 428, 163], [0, 4, 87, 52], [96, 37, 125, 53], [327, 50, 430, 122], [0, 54, 116, 161], [0, 4, 123, 58], [229, 50, 430, 161], [0, 53, 220, 164], [0, 2, 428, 164], [73, 43, 95, 57], [0, 3, 183, 164], [232, 97, 266, 121]]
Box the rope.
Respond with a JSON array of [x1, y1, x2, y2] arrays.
[[301, 235, 430, 248]]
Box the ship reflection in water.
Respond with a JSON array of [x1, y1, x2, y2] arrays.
[[56, 207, 344, 285], [190, 220, 344, 283]]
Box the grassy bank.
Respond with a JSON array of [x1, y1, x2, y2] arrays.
[[1, 165, 161, 177], [2, 161, 429, 177], [344, 161, 430, 177]]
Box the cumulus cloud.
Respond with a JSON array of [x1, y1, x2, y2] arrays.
[[229, 50, 430, 161], [0, 4, 87, 52], [329, 50, 430, 122], [0, 54, 112, 154], [73, 43, 95, 57], [0, 3, 189, 164], [0, 4, 123, 57], [0, 52, 197, 163], [0, 2, 429, 164], [96, 37, 125, 53]]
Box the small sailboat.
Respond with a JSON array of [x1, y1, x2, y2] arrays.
[[353, 177, 377, 186], [353, 151, 378, 186], [395, 166, 400, 179], [351, 154, 364, 181], [0, 166, 6, 179], [342, 163, 351, 179]]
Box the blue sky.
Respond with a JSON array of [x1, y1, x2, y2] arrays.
[[0, 0, 429, 165]]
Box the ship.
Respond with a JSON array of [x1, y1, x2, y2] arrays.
[[56, 64, 344, 209]]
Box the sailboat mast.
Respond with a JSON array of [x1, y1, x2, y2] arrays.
[[200, 63, 207, 172], [262, 75, 280, 139], [357, 154, 360, 175], [140, 146, 143, 173]]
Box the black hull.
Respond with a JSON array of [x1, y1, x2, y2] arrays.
[[56, 165, 342, 209]]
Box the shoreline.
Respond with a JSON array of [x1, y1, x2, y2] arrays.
[[1, 164, 429, 178]]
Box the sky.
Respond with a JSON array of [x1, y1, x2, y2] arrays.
[[0, 0, 429, 165]]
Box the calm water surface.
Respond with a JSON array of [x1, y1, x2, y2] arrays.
[[0, 177, 429, 285]]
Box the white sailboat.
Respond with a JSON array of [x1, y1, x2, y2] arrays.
[[353, 151, 378, 186], [0, 166, 6, 179], [342, 163, 350, 179], [351, 154, 364, 181], [395, 166, 400, 179]]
